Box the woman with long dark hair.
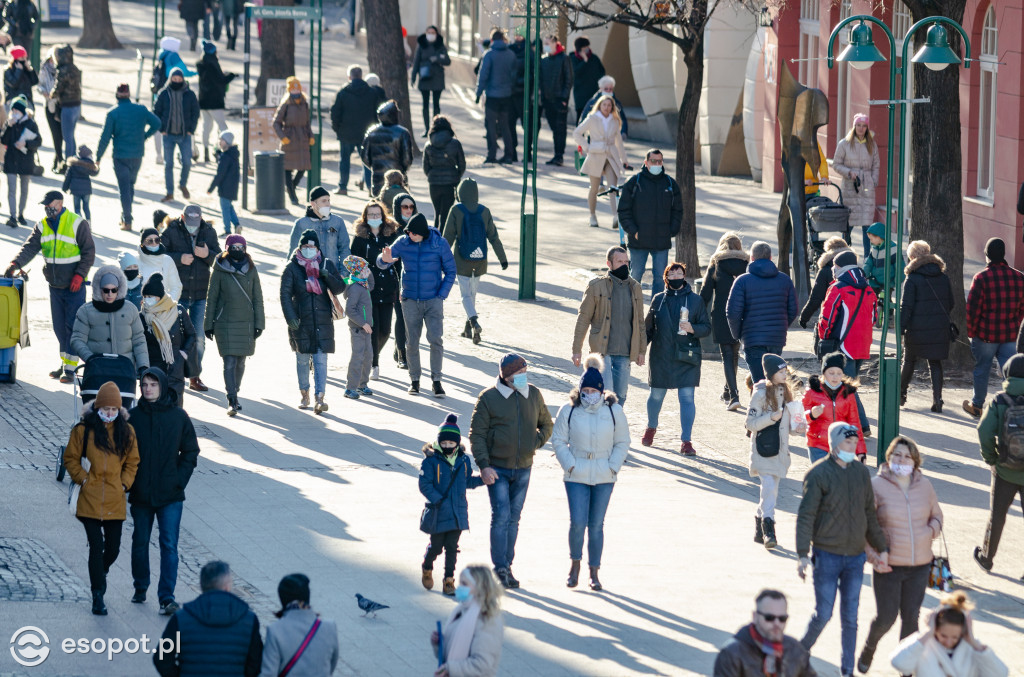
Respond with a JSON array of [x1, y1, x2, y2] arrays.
[[63, 381, 140, 615], [350, 199, 401, 381]]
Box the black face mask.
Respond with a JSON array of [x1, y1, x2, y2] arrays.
[[609, 264, 629, 281], [169, 80, 184, 90], [124, 269, 140, 281], [667, 278, 686, 290], [228, 249, 245, 261]]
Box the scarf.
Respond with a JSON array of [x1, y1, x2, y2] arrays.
[[143, 295, 179, 366], [93, 298, 126, 313], [345, 274, 368, 289], [167, 85, 186, 136], [443, 599, 482, 666], [295, 249, 323, 295], [749, 624, 784, 677]]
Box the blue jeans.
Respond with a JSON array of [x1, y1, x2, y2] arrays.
[[629, 248, 669, 297], [487, 466, 531, 570], [602, 354, 631, 406], [219, 197, 239, 233], [842, 358, 870, 432], [60, 105, 80, 160], [296, 350, 328, 394], [809, 446, 829, 463], [565, 481, 614, 567], [338, 142, 359, 189], [50, 284, 86, 366], [743, 345, 783, 383], [801, 548, 866, 675], [203, 6, 222, 40], [647, 386, 696, 440], [73, 194, 90, 221], [178, 299, 206, 374], [970, 338, 1016, 408], [162, 134, 193, 195], [113, 157, 142, 226], [130, 502, 183, 603]]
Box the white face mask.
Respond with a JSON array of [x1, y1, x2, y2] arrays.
[[300, 247, 318, 260], [9, 110, 22, 122], [426, 33, 437, 42], [648, 164, 663, 175], [98, 409, 118, 423], [318, 205, 331, 218], [367, 218, 382, 229], [837, 450, 857, 464], [890, 462, 914, 477], [144, 297, 159, 307], [543, 44, 553, 54]]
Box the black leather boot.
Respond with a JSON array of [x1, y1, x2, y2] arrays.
[[754, 516, 764, 544], [567, 560, 580, 588], [92, 591, 107, 615], [762, 517, 777, 549], [461, 320, 472, 338], [470, 317, 482, 344]]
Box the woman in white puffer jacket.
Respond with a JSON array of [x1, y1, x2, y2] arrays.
[[137, 227, 182, 302], [551, 353, 629, 593]]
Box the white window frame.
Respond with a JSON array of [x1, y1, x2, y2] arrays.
[[799, 20, 820, 88], [977, 6, 998, 199], [836, 0, 852, 134]]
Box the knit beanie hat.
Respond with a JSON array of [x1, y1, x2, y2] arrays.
[[277, 573, 310, 609], [499, 353, 527, 380], [117, 251, 139, 270], [299, 229, 320, 248], [405, 213, 430, 239], [828, 421, 859, 452], [437, 413, 461, 446], [219, 130, 234, 146], [225, 234, 246, 250], [142, 273, 165, 299], [821, 351, 847, 374], [116, 83, 131, 98], [169, 66, 184, 80], [985, 237, 1005, 263], [832, 250, 859, 280], [286, 76, 302, 93], [202, 39, 217, 54], [140, 227, 161, 245], [9, 46, 26, 60], [761, 353, 787, 381], [309, 185, 329, 202], [10, 98, 26, 114], [578, 353, 605, 392], [99, 272, 119, 289], [94, 381, 122, 410], [1004, 354, 1024, 379], [343, 255, 368, 278]]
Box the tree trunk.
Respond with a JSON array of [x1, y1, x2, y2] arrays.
[[256, 0, 296, 105], [364, 0, 415, 138], [674, 41, 703, 278], [78, 0, 122, 49], [904, 0, 969, 367]]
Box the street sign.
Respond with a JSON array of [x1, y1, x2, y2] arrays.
[[246, 4, 320, 19]]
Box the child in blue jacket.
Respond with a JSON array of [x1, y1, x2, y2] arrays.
[[207, 130, 240, 235], [418, 413, 484, 596], [61, 144, 98, 220]]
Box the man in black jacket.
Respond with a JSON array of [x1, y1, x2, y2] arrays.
[[154, 561, 262, 676], [360, 99, 413, 196], [330, 65, 379, 196], [154, 68, 200, 203], [161, 204, 220, 391], [570, 37, 604, 123], [129, 368, 200, 615], [538, 34, 572, 166], [617, 150, 683, 297]]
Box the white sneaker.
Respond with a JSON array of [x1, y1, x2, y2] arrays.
[[370, 366, 380, 381]]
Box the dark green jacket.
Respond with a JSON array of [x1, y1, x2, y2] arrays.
[[978, 376, 1024, 485], [441, 178, 507, 277], [204, 254, 265, 357], [470, 382, 553, 470], [796, 455, 888, 558]]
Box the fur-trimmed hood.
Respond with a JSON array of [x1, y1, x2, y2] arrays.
[[354, 218, 397, 240], [808, 373, 858, 395], [91, 264, 127, 302], [817, 244, 852, 269], [709, 248, 749, 266], [567, 389, 619, 407], [422, 441, 467, 457], [417, 33, 446, 49], [905, 253, 946, 275]]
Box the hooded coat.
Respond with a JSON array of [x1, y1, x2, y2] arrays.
[[273, 92, 312, 171], [551, 390, 629, 485], [177, 0, 207, 22], [330, 77, 379, 145], [154, 590, 263, 677], [864, 222, 903, 294], [411, 33, 452, 92], [745, 381, 795, 479], [205, 252, 265, 357], [816, 267, 877, 360], [422, 128, 466, 186], [142, 300, 196, 396], [419, 442, 484, 532], [376, 224, 456, 301], [700, 248, 749, 344], [196, 51, 234, 110], [978, 375, 1024, 485], [51, 44, 82, 107], [351, 216, 401, 303], [61, 155, 98, 195], [725, 258, 798, 347], [475, 39, 517, 99], [128, 367, 201, 509], [71, 265, 150, 370], [360, 101, 414, 191], [900, 254, 954, 360], [161, 216, 221, 302], [441, 178, 508, 278], [538, 45, 572, 102], [0, 110, 41, 175], [644, 281, 711, 389], [63, 414, 140, 521], [280, 255, 346, 354], [208, 144, 239, 200], [800, 245, 853, 327]]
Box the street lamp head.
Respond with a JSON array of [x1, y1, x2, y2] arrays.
[[912, 23, 961, 71], [837, 21, 886, 70]]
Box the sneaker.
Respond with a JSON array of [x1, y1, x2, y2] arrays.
[[131, 589, 146, 603], [962, 400, 982, 419], [370, 366, 380, 380], [973, 546, 993, 571], [359, 387, 374, 397], [5, 217, 17, 228], [680, 441, 697, 456], [344, 389, 360, 399], [727, 397, 741, 411], [408, 380, 420, 395], [589, 215, 599, 228], [432, 381, 446, 398], [397, 359, 408, 370], [159, 600, 179, 615], [719, 387, 729, 403], [641, 428, 655, 447]]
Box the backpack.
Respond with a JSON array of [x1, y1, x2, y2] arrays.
[[151, 55, 168, 94], [995, 393, 1024, 471], [455, 204, 487, 261]]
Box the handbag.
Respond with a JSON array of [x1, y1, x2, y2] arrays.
[[419, 64, 432, 79], [755, 420, 782, 458], [815, 287, 867, 358], [31, 151, 44, 176], [178, 312, 200, 378], [419, 458, 463, 534], [654, 293, 702, 365], [328, 289, 344, 321], [67, 428, 91, 516], [928, 529, 953, 591], [921, 277, 959, 342], [278, 617, 322, 677]]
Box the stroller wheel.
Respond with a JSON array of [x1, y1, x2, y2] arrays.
[[56, 445, 66, 482]]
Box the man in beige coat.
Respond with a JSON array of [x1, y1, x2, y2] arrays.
[[571, 246, 645, 405]]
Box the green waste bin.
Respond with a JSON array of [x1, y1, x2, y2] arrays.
[[254, 151, 285, 212]]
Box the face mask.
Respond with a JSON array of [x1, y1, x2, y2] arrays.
[[98, 409, 118, 423], [610, 264, 629, 281], [145, 245, 161, 254], [228, 249, 245, 261], [441, 444, 457, 457], [124, 269, 140, 281], [9, 110, 21, 122], [144, 297, 159, 307], [512, 373, 528, 391], [581, 391, 602, 407], [667, 278, 685, 290], [454, 585, 471, 602], [543, 44, 553, 54], [426, 33, 437, 42], [169, 80, 184, 90], [318, 205, 331, 218], [824, 376, 843, 389], [837, 450, 857, 464], [890, 462, 914, 477], [300, 247, 318, 260], [44, 206, 61, 219], [186, 223, 199, 234], [290, 91, 301, 99], [648, 164, 663, 175], [368, 218, 382, 228]]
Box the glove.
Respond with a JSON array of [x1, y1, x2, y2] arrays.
[[281, 137, 291, 145], [204, 329, 215, 340], [287, 318, 300, 331], [798, 318, 808, 329], [309, 137, 315, 147], [501, 261, 508, 270], [3, 263, 16, 278], [69, 274, 83, 293], [475, 95, 480, 104], [254, 328, 263, 338]]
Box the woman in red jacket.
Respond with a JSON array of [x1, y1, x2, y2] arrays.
[[802, 352, 867, 462]]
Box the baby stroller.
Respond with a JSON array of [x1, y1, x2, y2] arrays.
[[805, 181, 852, 278], [55, 354, 137, 482]]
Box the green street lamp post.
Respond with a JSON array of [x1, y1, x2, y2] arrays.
[[826, 15, 970, 460]]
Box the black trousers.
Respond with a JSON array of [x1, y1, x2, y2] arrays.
[[286, 170, 305, 191], [223, 355, 247, 397], [44, 103, 63, 164], [863, 563, 930, 651], [371, 299, 394, 367], [421, 89, 441, 134], [982, 473, 1024, 560], [429, 183, 457, 231], [79, 517, 124, 593], [423, 529, 461, 578], [484, 97, 513, 160], [393, 298, 407, 363], [899, 344, 944, 401], [542, 98, 568, 161], [719, 342, 740, 399]]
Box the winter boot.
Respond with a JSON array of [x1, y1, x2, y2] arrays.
[[421, 567, 434, 590], [287, 182, 300, 206], [314, 393, 328, 414], [567, 560, 580, 588], [299, 389, 310, 409], [857, 644, 875, 674], [470, 316, 482, 344], [931, 399, 943, 413], [442, 577, 456, 596], [226, 396, 238, 417], [461, 320, 472, 338], [588, 566, 602, 591], [92, 591, 107, 615], [754, 516, 764, 544], [762, 517, 778, 549]]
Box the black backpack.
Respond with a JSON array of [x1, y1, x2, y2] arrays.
[[455, 204, 487, 261], [996, 393, 1024, 471], [151, 56, 168, 94]]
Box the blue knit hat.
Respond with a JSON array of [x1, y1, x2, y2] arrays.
[[437, 413, 461, 446], [202, 40, 217, 55], [579, 355, 604, 393]]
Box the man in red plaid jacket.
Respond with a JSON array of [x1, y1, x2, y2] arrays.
[[964, 238, 1024, 418]]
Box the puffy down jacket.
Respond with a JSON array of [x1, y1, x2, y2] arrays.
[[725, 258, 798, 346], [376, 226, 456, 301]]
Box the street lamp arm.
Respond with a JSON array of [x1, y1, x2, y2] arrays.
[[826, 15, 896, 68], [901, 16, 972, 68]]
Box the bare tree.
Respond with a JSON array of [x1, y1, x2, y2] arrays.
[[543, 0, 756, 276], [79, 0, 122, 49], [256, 0, 297, 105], [364, 0, 415, 135]]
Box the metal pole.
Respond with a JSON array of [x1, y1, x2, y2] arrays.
[[242, 6, 251, 211], [314, 0, 323, 192]]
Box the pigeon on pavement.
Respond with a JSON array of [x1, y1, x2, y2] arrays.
[[356, 593, 389, 617]]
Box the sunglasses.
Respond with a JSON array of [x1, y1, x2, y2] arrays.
[[229, 245, 245, 252], [400, 204, 415, 211], [101, 287, 118, 294], [757, 611, 789, 623], [143, 238, 160, 245]]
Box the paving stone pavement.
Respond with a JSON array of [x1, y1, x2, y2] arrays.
[[0, 2, 1022, 676]]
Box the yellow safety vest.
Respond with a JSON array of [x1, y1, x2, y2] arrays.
[[38, 210, 82, 267]]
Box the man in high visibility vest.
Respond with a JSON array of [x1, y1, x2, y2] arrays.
[[5, 190, 96, 382]]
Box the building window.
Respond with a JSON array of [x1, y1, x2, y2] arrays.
[[893, 1, 912, 41], [977, 6, 998, 198], [441, 0, 479, 58], [836, 0, 852, 134], [798, 0, 819, 88]]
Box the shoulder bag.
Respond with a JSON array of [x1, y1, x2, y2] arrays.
[[755, 419, 782, 458], [419, 458, 464, 534], [921, 277, 960, 342], [654, 293, 701, 366], [815, 287, 866, 358], [67, 428, 91, 516], [278, 617, 322, 677]]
